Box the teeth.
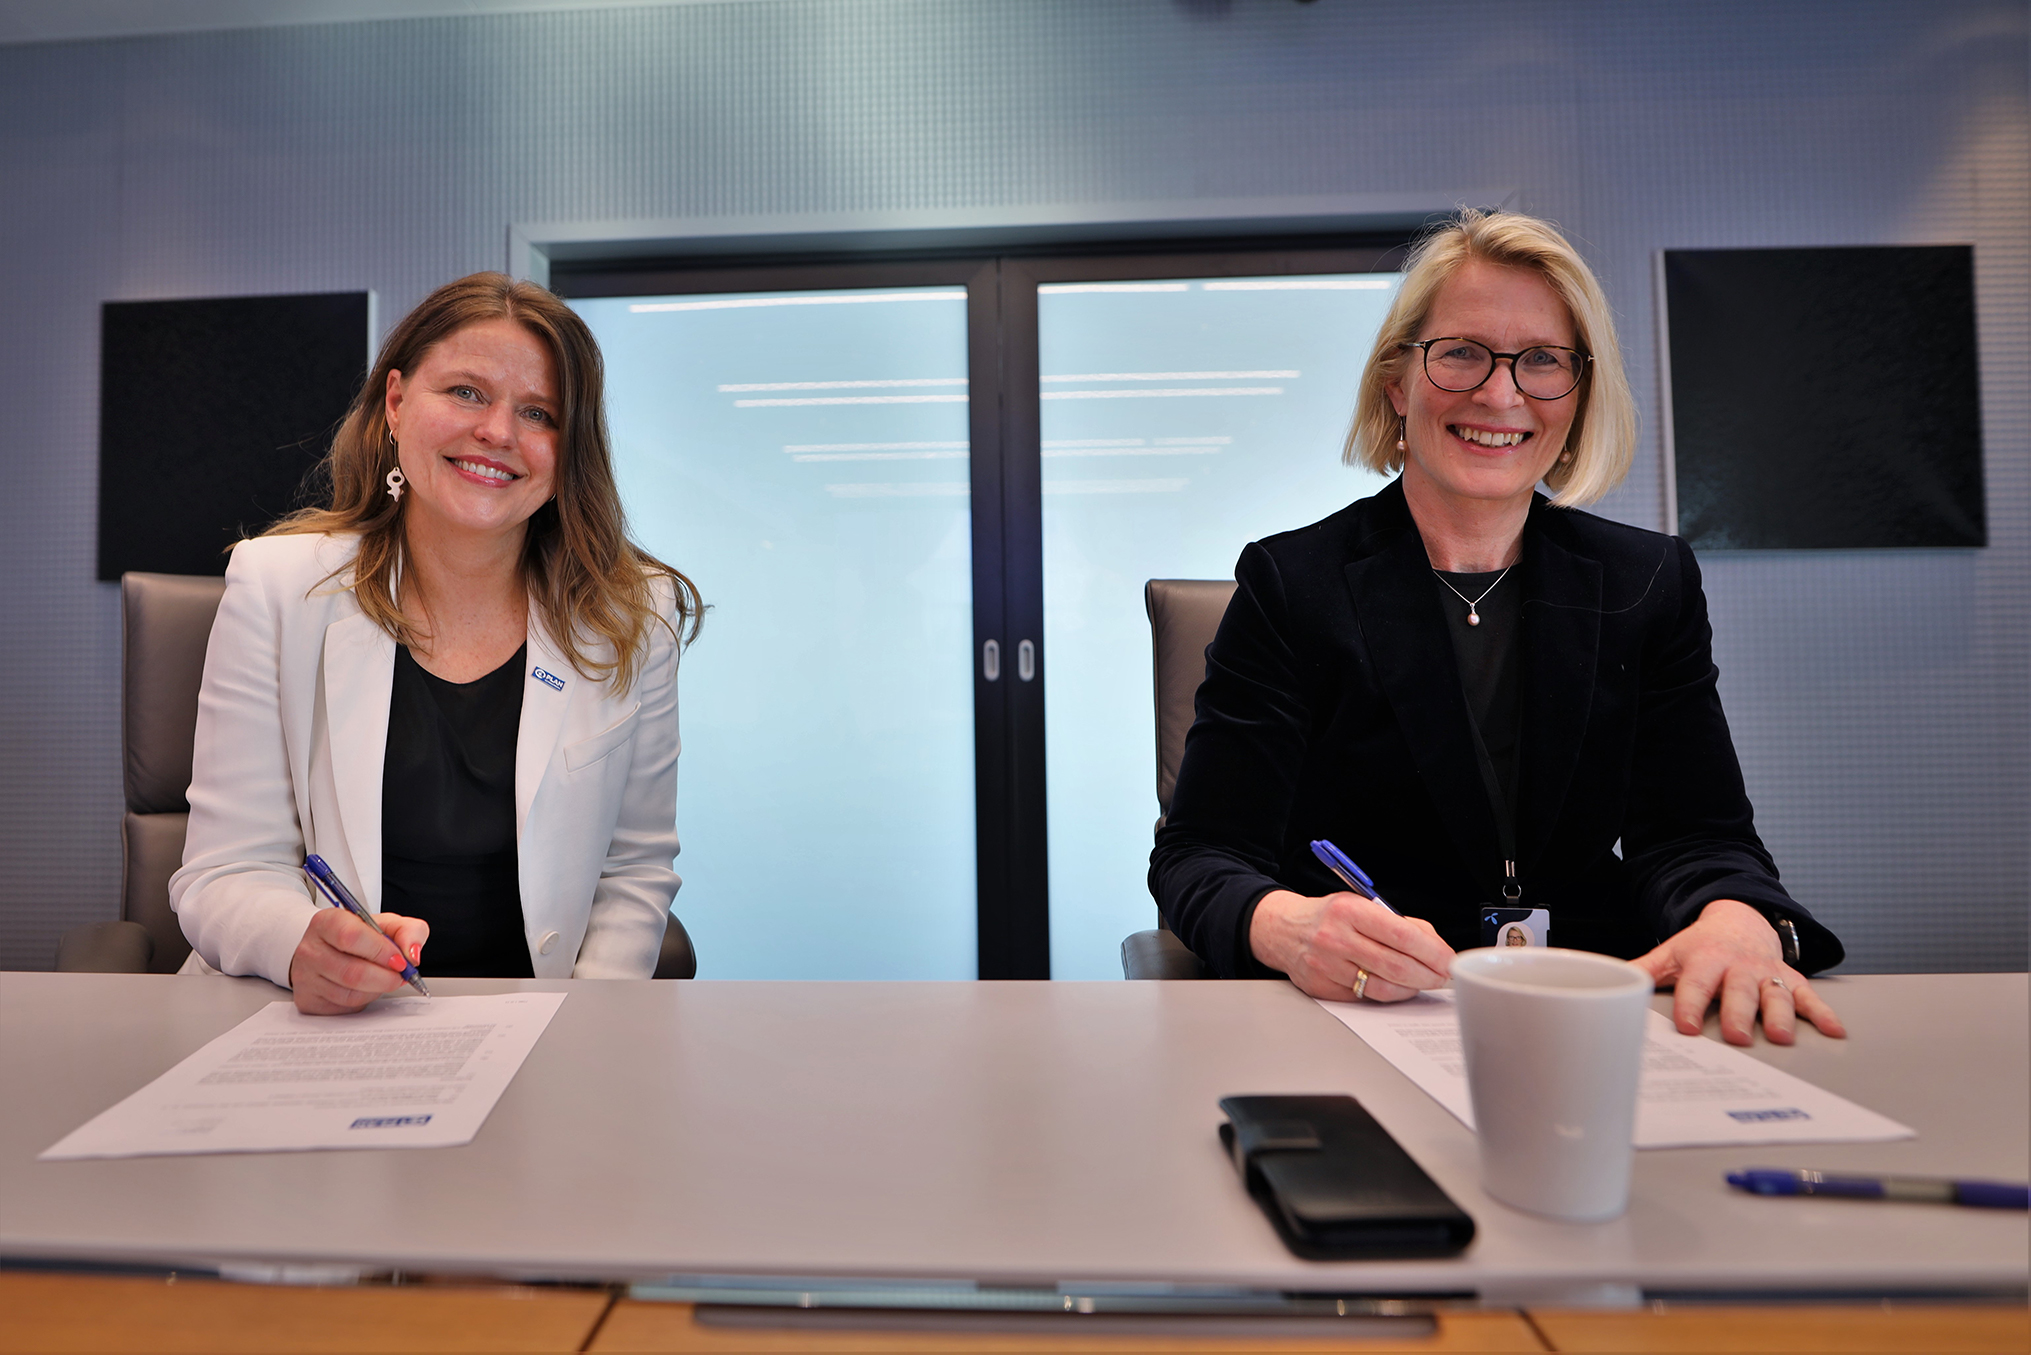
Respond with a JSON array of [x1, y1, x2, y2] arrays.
[[454, 459, 515, 482], [1453, 427, 1527, 448]]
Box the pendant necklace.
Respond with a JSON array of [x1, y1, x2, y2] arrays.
[[1433, 565, 1513, 628]]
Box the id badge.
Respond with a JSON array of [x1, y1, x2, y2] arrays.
[[1481, 907, 1550, 948]]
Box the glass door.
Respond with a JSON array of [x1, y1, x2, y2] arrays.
[[574, 280, 982, 978], [561, 239, 1410, 979], [1029, 270, 1401, 978]]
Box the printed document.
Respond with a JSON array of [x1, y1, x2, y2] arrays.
[[41, 992, 565, 1160], [1319, 990, 1914, 1148]]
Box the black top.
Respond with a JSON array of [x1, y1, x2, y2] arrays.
[[1149, 478, 1843, 979], [382, 643, 535, 978], [1433, 568, 1522, 861]]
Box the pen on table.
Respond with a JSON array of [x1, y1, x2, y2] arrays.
[[1727, 1169, 2029, 1210], [1309, 839, 1402, 916], [303, 853, 430, 997]]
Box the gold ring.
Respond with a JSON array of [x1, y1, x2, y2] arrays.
[[1352, 968, 1371, 1002]]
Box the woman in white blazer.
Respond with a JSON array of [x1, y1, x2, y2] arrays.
[[171, 273, 700, 1012]]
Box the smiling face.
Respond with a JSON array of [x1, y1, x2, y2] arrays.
[[384, 316, 561, 553], [1386, 260, 1582, 515]]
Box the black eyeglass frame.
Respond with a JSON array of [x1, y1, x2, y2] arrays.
[[1398, 338, 1593, 400]]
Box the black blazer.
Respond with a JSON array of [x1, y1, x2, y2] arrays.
[[1149, 479, 1843, 980]]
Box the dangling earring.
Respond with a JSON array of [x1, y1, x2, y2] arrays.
[[384, 423, 406, 501], [1395, 416, 1407, 453]]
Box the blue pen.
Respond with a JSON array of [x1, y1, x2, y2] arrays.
[[304, 854, 430, 997], [1309, 840, 1402, 916], [1728, 1169, 2028, 1211]]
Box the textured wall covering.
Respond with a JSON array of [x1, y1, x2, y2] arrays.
[[0, 0, 2023, 973]]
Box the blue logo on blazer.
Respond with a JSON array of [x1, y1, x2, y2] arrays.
[[532, 667, 566, 691]]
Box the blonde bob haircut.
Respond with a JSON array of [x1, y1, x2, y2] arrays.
[[1344, 209, 1636, 507], [263, 272, 700, 691]]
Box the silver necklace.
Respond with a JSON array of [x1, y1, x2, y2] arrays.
[[1433, 565, 1512, 628]]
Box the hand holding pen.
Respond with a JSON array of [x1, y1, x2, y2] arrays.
[[1245, 840, 1455, 1005], [287, 855, 431, 1016]]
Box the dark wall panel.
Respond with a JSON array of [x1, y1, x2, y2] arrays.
[[1668, 246, 1985, 550], [98, 293, 369, 579]]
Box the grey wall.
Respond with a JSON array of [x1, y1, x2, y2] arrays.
[[1, 0, 2024, 973]]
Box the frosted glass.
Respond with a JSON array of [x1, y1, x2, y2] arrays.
[[1038, 275, 1399, 979], [576, 287, 976, 978]]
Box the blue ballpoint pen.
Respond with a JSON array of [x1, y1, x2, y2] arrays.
[[1309, 839, 1403, 917], [1727, 1168, 2028, 1210], [303, 854, 430, 997]]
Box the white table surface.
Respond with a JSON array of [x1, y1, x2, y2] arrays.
[[1, 971, 2024, 1303]]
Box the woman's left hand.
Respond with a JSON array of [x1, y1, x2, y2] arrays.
[[1632, 898, 1846, 1046]]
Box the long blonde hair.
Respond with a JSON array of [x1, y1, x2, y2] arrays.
[[265, 272, 700, 689], [1345, 210, 1637, 507]]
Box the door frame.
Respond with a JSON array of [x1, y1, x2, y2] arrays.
[[552, 236, 1412, 977]]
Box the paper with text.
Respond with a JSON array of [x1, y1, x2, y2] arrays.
[[1319, 990, 1913, 1148], [41, 992, 566, 1159]]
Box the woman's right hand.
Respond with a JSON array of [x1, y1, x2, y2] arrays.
[[1248, 889, 1455, 1002], [288, 908, 429, 1015]]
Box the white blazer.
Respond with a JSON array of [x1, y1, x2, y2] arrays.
[[170, 532, 682, 985]]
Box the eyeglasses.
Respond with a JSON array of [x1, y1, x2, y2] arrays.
[[1399, 338, 1590, 401]]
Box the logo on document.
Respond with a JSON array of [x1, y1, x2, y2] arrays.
[[349, 1115, 432, 1129], [1725, 1107, 1811, 1123], [532, 667, 566, 691]]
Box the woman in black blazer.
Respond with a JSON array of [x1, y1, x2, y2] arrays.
[[1150, 211, 1845, 1047]]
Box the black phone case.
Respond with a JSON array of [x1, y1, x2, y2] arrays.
[[1218, 1094, 1475, 1260]]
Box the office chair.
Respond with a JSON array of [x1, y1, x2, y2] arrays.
[[1119, 578, 1236, 980], [55, 573, 224, 973], [55, 572, 698, 980]]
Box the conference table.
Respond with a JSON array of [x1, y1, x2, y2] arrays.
[[2, 970, 2024, 1352]]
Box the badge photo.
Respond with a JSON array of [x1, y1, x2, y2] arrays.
[[1480, 907, 1551, 948]]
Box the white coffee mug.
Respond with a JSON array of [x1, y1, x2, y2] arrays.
[[1452, 947, 1654, 1222]]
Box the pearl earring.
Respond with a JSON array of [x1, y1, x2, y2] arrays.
[[385, 467, 406, 502], [1395, 416, 1406, 453]]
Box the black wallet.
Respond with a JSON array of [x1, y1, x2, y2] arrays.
[[1218, 1095, 1475, 1260]]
